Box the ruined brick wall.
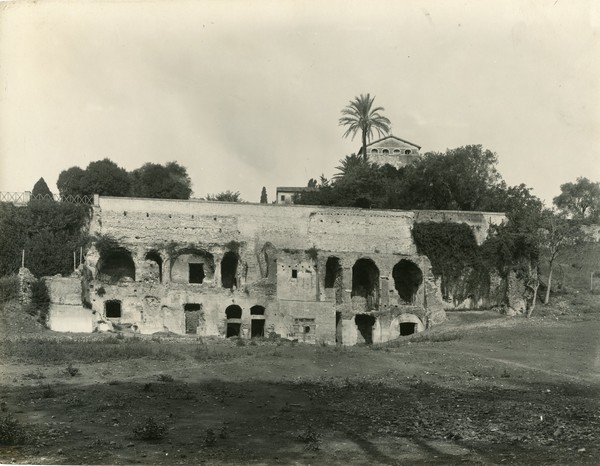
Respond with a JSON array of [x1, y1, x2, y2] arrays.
[[57, 196, 505, 343], [413, 210, 506, 245]]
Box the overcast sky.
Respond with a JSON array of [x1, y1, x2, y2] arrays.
[[0, 0, 598, 205]]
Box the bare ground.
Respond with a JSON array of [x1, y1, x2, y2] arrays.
[[1, 302, 599, 465]]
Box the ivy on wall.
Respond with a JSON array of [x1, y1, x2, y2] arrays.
[[412, 222, 492, 304]]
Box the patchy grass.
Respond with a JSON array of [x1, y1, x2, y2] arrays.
[[0, 415, 33, 445], [133, 416, 167, 441]]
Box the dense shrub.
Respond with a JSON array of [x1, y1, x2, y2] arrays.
[[0, 275, 19, 303], [0, 201, 89, 278]]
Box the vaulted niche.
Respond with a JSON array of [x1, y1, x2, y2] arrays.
[[221, 251, 238, 289], [145, 250, 163, 283], [97, 248, 135, 283], [225, 304, 242, 337], [170, 249, 214, 284], [351, 258, 380, 310], [325, 257, 343, 304], [392, 260, 423, 304]]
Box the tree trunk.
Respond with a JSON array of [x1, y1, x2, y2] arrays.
[[544, 262, 554, 304], [362, 130, 368, 162], [526, 282, 539, 318]]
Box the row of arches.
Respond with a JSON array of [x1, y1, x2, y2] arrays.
[[325, 257, 423, 307], [371, 148, 413, 155], [96, 248, 240, 289], [224, 304, 265, 338]]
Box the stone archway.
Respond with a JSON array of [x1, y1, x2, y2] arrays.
[[392, 260, 423, 304], [352, 258, 380, 310], [97, 249, 135, 283], [225, 304, 242, 337]]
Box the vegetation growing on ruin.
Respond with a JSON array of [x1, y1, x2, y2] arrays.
[[0, 201, 90, 277], [412, 223, 491, 304]]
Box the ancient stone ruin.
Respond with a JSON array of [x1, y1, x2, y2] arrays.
[[46, 196, 506, 345]]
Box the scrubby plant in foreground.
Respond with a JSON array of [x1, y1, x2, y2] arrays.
[[133, 416, 167, 440], [0, 414, 32, 445]]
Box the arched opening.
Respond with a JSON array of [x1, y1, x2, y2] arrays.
[[382, 149, 390, 154], [371, 148, 379, 154], [352, 258, 380, 310], [405, 149, 411, 155], [170, 249, 215, 284], [355, 314, 375, 344], [250, 305, 265, 338], [221, 251, 238, 289], [400, 322, 417, 335], [393, 149, 400, 154], [97, 249, 135, 283], [325, 257, 343, 304], [392, 260, 423, 304], [225, 304, 242, 337], [145, 250, 163, 283], [105, 300, 122, 318]]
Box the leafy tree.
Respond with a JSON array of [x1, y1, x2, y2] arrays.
[[539, 212, 585, 304], [57, 159, 130, 197], [334, 154, 367, 179], [339, 94, 391, 162], [57, 166, 86, 197], [206, 191, 242, 202], [553, 177, 600, 220], [84, 159, 131, 196], [260, 187, 268, 204], [130, 162, 192, 199], [31, 178, 53, 199]]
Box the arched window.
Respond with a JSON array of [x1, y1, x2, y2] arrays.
[[97, 248, 135, 283], [371, 148, 379, 154], [221, 251, 238, 289], [351, 258, 380, 310], [382, 149, 390, 154], [392, 260, 423, 304]]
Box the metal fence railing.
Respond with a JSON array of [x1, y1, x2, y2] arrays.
[[0, 192, 95, 206]]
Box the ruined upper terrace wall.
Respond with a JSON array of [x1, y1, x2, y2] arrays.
[[90, 197, 505, 256], [91, 197, 418, 256]]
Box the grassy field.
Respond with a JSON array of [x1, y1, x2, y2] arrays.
[[1, 296, 599, 465]]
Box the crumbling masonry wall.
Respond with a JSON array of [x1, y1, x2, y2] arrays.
[[48, 196, 504, 344]]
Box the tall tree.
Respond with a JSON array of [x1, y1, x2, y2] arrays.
[[339, 94, 391, 162], [31, 177, 53, 199], [57, 166, 86, 197], [260, 187, 268, 204], [130, 162, 192, 199], [553, 177, 600, 220]]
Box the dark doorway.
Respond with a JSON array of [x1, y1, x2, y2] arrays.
[[225, 304, 242, 338], [250, 305, 265, 338], [145, 251, 163, 283], [221, 251, 238, 289], [184, 303, 202, 335], [226, 323, 241, 337], [392, 260, 423, 303], [352, 258, 380, 310], [251, 320, 265, 338], [355, 314, 375, 344], [400, 322, 417, 336], [189, 263, 205, 284], [105, 300, 122, 318]]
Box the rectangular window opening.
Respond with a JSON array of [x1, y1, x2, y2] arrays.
[[189, 263, 205, 284], [291, 269, 298, 279]]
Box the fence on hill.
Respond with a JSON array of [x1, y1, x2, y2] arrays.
[[0, 192, 96, 206]]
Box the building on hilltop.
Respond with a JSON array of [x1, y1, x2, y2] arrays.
[[359, 135, 421, 169], [276, 187, 315, 205]]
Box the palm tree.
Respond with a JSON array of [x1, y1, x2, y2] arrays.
[[339, 94, 391, 162]]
